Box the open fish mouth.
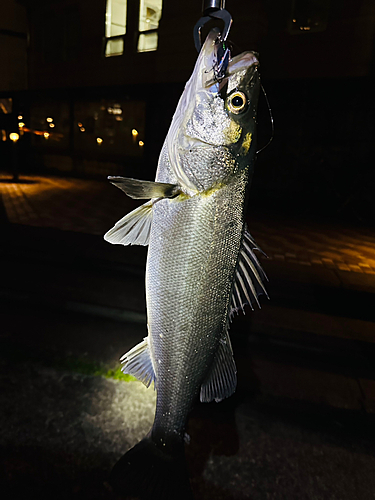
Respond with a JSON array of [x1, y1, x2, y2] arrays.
[[228, 51, 259, 74], [202, 30, 259, 88]]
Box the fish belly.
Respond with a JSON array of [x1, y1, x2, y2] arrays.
[[146, 176, 247, 441]]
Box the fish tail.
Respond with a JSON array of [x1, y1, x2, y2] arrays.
[[107, 436, 194, 500]]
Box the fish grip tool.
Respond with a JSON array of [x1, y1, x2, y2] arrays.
[[193, 0, 232, 52]]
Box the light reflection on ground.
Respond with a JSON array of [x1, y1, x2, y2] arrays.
[[0, 173, 134, 235], [1, 173, 375, 272]]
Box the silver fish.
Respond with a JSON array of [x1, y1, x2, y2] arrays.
[[104, 29, 267, 500]]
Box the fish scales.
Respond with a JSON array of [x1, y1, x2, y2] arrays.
[[147, 173, 248, 438]]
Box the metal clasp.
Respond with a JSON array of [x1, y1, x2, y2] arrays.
[[193, 0, 232, 52]]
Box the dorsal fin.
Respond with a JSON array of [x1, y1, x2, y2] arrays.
[[120, 337, 156, 388], [230, 227, 269, 315], [104, 201, 153, 246], [200, 332, 237, 403]]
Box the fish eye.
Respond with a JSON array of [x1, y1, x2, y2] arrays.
[[227, 91, 247, 114]]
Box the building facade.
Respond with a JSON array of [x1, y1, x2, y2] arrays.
[[1, 0, 374, 219]]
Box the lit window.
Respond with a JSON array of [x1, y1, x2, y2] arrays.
[[74, 99, 146, 158], [138, 0, 163, 53], [105, 0, 127, 56], [105, 38, 124, 57]]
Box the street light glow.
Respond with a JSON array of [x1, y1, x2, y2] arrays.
[[9, 132, 19, 142], [46, 117, 53, 123], [80, 127, 85, 132], [49, 123, 55, 128], [18, 122, 25, 128], [139, 140, 144, 147], [96, 137, 103, 144], [132, 129, 138, 136], [18, 115, 23, 120], [43, 132, 50, 139]]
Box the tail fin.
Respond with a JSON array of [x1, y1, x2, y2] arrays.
[[107, 436, 194, 500]]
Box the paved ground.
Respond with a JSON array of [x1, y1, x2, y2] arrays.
[[1, 171, 375, 413], [1, 172, 375, 499], [1, 173, 375, 274], [2, 302, 375, 500]]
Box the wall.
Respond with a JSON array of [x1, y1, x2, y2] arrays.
[[0, 0, 28, 92], [25, 0, 375, 91]]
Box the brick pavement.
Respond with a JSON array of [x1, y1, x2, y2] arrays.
[[1, 173, 374, 274], [2, 173, 375, 416]]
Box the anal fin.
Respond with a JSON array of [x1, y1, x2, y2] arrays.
[[120, 337, 155, 388], [200, 332, 237, 403]]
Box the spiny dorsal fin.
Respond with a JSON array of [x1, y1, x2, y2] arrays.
[[104, 201, 153, 246], [230, 227, 269, 315], [120, 337, 155, 388], [200, 332, 237, 403], [108, 176, 181, 199]]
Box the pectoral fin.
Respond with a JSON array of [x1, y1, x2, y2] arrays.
[[200, 332, 237, 403], [104, 200, 153, 246], [120, 337, 155, 388], [109, 176, 181, 199]]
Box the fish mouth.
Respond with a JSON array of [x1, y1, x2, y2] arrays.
[[228, 51, 259, 74], [201, 30, 259, 88]]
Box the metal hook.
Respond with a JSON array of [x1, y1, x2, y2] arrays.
[[193, 0, 233, 52]]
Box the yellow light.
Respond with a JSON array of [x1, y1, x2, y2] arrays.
[[18, 122, 25, 128], [139, 140, 144, 147], [80, 127, 85, 132], [18, 115, 23, 120], [43, 132, 50, 139], [9, 132, 20, 142], [49, 123, 55, 128], [96, 137, 103, 144], [46, 117, 53, 123], [132, 129, 138, 136], [78, 122, 83, 127]]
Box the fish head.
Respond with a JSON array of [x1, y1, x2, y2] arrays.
[[166, 29, 261, 193]]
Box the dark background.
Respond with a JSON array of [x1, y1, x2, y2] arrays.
[[1, 0, 374, 224], [1, 1, 375, 499]]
